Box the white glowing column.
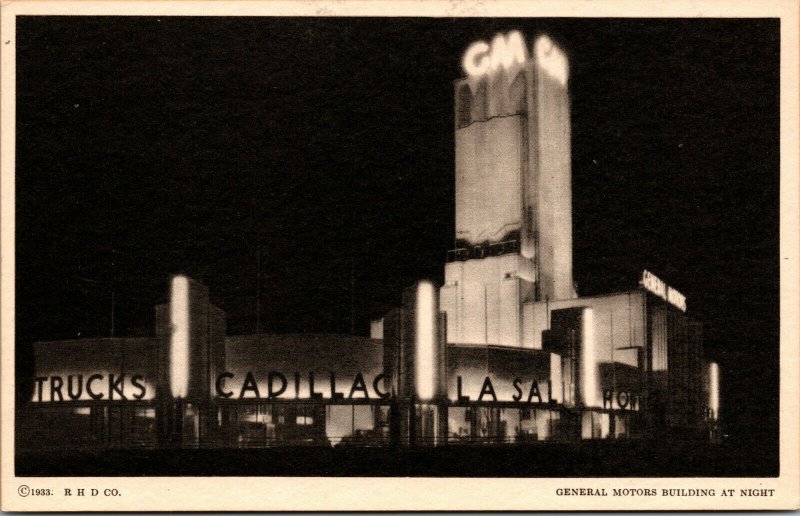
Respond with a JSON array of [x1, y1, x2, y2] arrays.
[[170, 275, 190, 398], [709, 362, 720, 419], [581, 308, 598, 407], [416, 281, 436, 401]]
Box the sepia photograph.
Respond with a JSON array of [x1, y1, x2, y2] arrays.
[[2, 0, 798, 511]]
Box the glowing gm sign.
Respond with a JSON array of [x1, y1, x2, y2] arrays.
[[462, 31, 527, 77], [534, 35, 568, 86], [462, 32, 569, 85], [641, 270, 687, 312]]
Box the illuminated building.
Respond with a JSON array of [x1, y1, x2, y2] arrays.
[[18, 32, 720, 450]]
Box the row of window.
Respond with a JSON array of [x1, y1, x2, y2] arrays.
[[19, 404, 639, 449]]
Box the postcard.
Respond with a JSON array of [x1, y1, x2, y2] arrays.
[[1, 0, 798, 511]]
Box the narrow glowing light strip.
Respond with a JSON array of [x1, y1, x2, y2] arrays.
[[416, 281, 436, 401], [709, 362, 720, 419], [170, 275, 190, 398], [581, 308, 597, 407]]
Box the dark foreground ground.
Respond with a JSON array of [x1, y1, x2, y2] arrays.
[[17, 439, 778, 477]]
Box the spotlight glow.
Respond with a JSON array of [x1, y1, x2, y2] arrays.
[[709, 362, 720, 419], [415, 281, 436, 401], [581, 308, 598, 407], [170, 275, 190, 398]]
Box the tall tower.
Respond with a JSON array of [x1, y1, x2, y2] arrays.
[[440, 32, 576, 347]]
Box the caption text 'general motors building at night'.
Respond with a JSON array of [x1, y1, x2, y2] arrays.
[[19, 32, 721, 451]]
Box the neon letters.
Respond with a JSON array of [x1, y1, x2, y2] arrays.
[[641, 270, 687, 312], [462, 31, 527, 77], [462, 32, 569, 85]]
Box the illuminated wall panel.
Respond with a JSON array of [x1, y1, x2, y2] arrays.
[[498, 278, 521, 346], [521, 303, 536, 348], [369, 319, 384, 340], [30, 338, 159, 403], [462, 280, 486, 344], [485, 282, 500, 344], [455, 115, 524, 245], [442, 254, 535, 347], [223, 334, 385, 401], [521, 302, 547, 349], [446, 345, 551, 403], [530, 35, 573, 301], [439, 283, 459, 342]]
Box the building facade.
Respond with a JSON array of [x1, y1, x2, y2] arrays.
[[18, 32, 721, 451]]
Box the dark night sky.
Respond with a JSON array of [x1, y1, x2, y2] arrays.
[[16, 17, 779, 453]]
